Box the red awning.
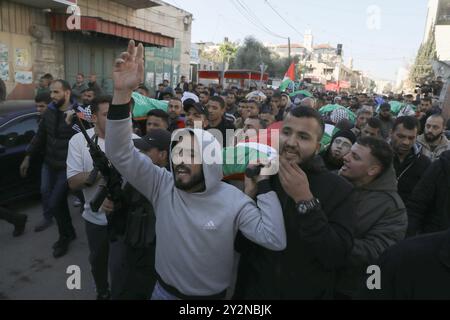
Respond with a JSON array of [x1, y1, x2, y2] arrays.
[[325, 82, 339, 91], [198, 70, 269, 81], [198, 71, 220, 79], [50, 14, 174, 48]]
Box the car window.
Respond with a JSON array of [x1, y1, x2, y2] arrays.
[[0, 115, 39, 148]]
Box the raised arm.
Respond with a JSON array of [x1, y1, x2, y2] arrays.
[[105, 40, 171, 207]]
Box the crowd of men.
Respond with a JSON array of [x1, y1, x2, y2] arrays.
[[2, 40, 450, 300]]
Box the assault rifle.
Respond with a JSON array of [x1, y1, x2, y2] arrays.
[[75, 116, 127, 240]]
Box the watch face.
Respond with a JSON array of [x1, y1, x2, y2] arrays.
[[298, 203, 308, 213]]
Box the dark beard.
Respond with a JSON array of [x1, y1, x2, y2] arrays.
[[54, 98, 66, 108], [425, 133, 441, 143], [299, 153, 321, 173], [173, 168, 206, 191]]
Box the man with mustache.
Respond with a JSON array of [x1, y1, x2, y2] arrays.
[[390, 117, 431, 205], [104, 41, 286, 300], [21, 80, 79, 257], [417, 114, 450, 162], [234, 106, 356, 299]]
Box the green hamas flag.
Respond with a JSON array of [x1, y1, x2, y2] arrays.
[[131, 92, 168, 119], [389, 101, 403, 115], [222, 142, 278, 177], [289, 90, 313, 98]]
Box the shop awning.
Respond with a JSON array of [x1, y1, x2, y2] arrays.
[[198, 70, 269, 81], [50, 14, 174, 48]]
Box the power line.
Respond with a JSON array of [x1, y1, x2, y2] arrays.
[[229, 0, 288, 40], [264, 0, 304, 38]]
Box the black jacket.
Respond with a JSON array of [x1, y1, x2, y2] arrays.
[[27, 102, 79, 170], [362, 230, 450, 299], [88, 81, 103, 97], [407, 150, 450, 236], [335, 168, 407, 298], [393, 144, 431, 205], [207, 118, 235, 147], [234, 157, 355, 299]]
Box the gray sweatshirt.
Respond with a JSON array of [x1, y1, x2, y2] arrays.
[[105, 115, 286, 296]]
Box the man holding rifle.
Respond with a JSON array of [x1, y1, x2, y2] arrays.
[[67, 95, 126, 300]]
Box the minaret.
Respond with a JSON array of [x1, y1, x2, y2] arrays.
[[304, 29, 313, 52]]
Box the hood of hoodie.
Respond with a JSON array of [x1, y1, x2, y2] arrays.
[[359, 166, 398, 192], [169, 128, 223, 194]]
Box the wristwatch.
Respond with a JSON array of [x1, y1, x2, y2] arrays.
[[295, 198, 320, 215]]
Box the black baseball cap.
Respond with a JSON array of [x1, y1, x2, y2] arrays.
[[183, 101, 208, 116], [133, 129, 171, 153]]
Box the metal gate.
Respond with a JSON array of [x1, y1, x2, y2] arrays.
[[64, 33, 128, 95]]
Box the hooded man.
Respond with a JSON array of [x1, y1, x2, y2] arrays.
[[336, 137, 407, 299], [321, 130, 357, 172], [105, 41, 286, 300]]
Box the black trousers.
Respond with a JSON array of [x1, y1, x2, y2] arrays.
[[109, 238, 156, 300], [85, 220, 110, 295]]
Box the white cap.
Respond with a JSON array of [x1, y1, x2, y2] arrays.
[[181, 92, 199, 104]]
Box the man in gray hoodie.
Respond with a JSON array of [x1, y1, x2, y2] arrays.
[[105, 40, 286, 300]]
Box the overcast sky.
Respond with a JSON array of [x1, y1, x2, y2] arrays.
[[163, 0, 428, 81]]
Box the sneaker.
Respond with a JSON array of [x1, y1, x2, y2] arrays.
[[34, 219, 53, 233], [13, 214, 27, 237]]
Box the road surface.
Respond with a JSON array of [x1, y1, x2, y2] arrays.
[[0, 196, 96, 300]]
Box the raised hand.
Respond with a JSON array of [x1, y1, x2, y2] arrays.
[[112, 40, 144, 105]]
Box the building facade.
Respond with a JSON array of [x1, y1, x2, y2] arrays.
[[424, 0, 450, 78], [0, 0, 192, 99]]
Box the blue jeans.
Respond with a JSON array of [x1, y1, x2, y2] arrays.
[[151, 282, 180, 300], [40, 163, 74, 238]]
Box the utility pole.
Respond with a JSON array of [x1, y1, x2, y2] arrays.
[[259, 63, 267, 90], [288, 37, 291, 63]]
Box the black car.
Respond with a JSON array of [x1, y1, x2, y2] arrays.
[[0, 100, 41, 205]]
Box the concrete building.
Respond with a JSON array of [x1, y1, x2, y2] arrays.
[[0, 0, 192, 99], [423, 0, 450, 78], [267, 43, 307, 59]]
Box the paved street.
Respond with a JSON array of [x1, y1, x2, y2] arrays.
[[0, 196, 96, 300]]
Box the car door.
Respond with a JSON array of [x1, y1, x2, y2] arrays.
[[0, 112, 41, 204]]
